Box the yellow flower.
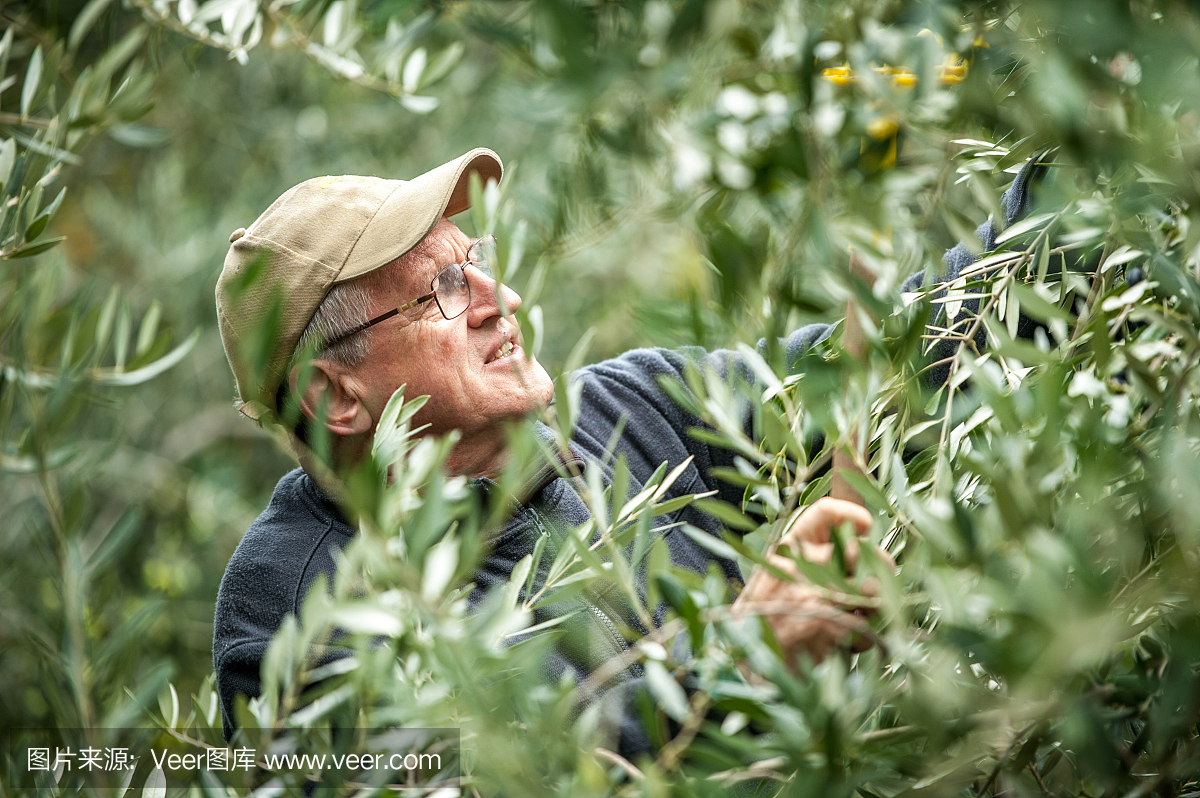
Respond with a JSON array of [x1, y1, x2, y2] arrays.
[[869, 64, 919, 89], [938, 54, 968, 85], [918, 28, 944, 45], [890, 66, 918, 88], [822, 60, 953, 89], [866, 115, 899, 139], [821, 64, 856, 86]]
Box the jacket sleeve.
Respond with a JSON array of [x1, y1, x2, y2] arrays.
[[572, 156, 1053, 513], [212, 477, 358, 742], [902, 153, 1051, 388], [214, 640, 268, 740], [572, 327, 833, 515]]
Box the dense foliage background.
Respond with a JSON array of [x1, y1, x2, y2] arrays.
[[4, 0, 1200, 794]]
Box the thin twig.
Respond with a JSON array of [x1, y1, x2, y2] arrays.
[[1070, 221, 1121, 342], [860, 725, 917, 741], [595, 747, 645, 780], [975, 722, 1040, 797], [0, 112, 52, 129], [265, 7, 405, 98], [913, 354, 959, 378], [130, 0, 247, 54], [1028, 760, 1054, 796], [657, 689, 712, 771]]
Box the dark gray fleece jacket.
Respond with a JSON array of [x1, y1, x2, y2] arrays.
[[213, 158, 1048, 751]]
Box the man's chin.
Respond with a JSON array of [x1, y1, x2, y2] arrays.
[[523, 358, 555, 411], [490, 353, 553, 410]]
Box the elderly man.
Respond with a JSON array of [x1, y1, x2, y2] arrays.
[[213, 147, 1038, 750]]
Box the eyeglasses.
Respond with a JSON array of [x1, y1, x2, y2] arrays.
[[323, 235, 497, 350]]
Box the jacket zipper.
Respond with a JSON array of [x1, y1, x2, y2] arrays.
[[528, 506, 630, 659]]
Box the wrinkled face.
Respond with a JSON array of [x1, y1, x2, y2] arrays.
[[350, 219, 554, 448]]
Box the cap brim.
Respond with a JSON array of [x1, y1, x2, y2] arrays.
[[338, 148, 503, 283]]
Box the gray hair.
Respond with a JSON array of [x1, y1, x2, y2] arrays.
[[279, 277, 378, 435], [295, 278, 374, 368], [291, 219, 453, 372]]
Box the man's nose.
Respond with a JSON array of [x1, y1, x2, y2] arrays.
[[464, 264, 522, 326]]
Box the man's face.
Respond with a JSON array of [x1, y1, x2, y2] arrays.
[[347, 219, 554, 455]]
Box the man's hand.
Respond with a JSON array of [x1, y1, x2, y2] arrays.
[[732, 497, 892, 670]]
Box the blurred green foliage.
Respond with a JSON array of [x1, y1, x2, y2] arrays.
[[5, 0, 1200, 795]]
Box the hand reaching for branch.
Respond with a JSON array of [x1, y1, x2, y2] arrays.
[[732, 497, 893, 670]]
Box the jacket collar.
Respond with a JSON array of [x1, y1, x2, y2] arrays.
[[294, 418, 582, 523], [516, 439, 585, 504], [474, 421, 587, 512]]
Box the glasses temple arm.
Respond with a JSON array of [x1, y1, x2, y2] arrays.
[[321, 293, 432, 350]]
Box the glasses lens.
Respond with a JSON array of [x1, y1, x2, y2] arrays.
[[433, 263, 470, 319], [469, 235, 496, 279]]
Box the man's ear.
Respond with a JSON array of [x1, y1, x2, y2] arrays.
[[292, 360, 374, 437]]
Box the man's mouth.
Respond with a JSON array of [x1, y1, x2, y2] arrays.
[[486, 338, 516, 364]]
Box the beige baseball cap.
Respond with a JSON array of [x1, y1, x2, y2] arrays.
[[216, 147, 503, 421]]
